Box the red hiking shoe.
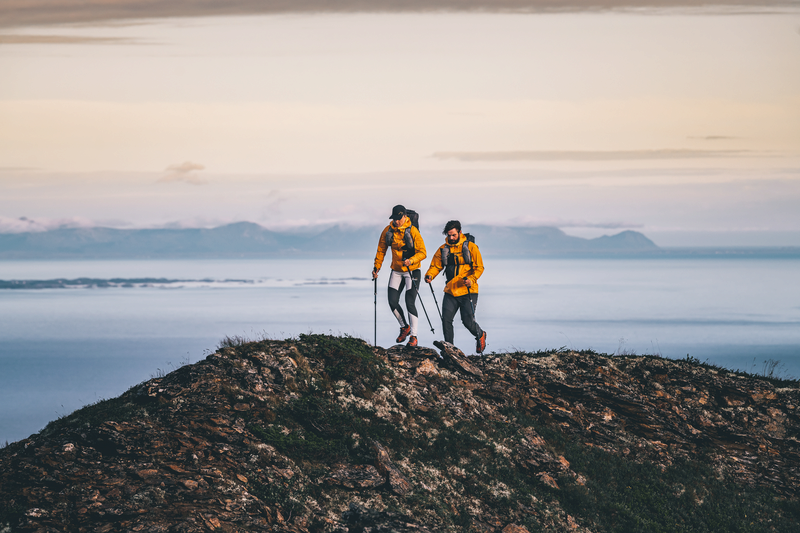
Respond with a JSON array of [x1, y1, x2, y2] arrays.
[[476, 331, 487, 354], [407, 336, 418, 347], [396, 325, 411, 343]]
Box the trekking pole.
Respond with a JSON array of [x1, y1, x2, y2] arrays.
[[463, 277, 476, 317], [428, 281, 443, 322], [373, 275, 377, 346], [406, 265, 435, 334]]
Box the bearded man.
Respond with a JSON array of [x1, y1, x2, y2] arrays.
[[425, 220, 486, 354]]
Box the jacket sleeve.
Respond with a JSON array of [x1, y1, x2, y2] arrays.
[[408, 227, 427, 269], [466, 242, 484, 285], [426, 245, 443, 279], [374, 227, 390, 271]]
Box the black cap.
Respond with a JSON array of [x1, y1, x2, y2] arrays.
[[390, 205, 406, 221]]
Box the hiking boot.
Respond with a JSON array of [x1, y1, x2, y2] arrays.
[[476, 331, 487, 354], [396, 325, 411, 343], [407, 336, 418, 347]]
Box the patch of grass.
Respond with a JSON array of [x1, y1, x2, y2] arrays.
[[297, 334, 392, 390], [217, 334, 251, 349], [741, 357, 798, 384], [0, 501, 25, 529], [487, 409, 800, 532], [415, 422, 490, 465], [558, 444, 800, 532], [511, 411, 800, 533], [40, 394, 155, 436], [250, 422, 349, 464], [681, 354, 799, 386], [249, 393, 407, 467]]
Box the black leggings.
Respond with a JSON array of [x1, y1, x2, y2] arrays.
[[387, 269, 419, 330]]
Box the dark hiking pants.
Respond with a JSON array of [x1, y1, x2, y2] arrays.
[[442, 292, 482, 344]]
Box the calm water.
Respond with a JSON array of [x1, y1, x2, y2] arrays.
[[2, 257, 799, 444]]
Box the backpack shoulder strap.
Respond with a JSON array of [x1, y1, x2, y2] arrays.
[[462, 240, 472, 265], [440, 244, 450, 265], [403, 227, 415, 252], [461, 233, 476, 265], [383, 226, 394, 248]]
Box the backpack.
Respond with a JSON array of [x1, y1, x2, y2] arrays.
[[442, 232, 475, 281], [384, 209, 420, 259]]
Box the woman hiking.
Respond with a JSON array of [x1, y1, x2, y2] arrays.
[[373, 205, 427, 347]]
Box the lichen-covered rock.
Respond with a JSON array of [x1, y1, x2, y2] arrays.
[[371, 441, 412, 496], [337, 502, 433, 532], [434, 340, 484, 377], [325, 464, 385, 490]]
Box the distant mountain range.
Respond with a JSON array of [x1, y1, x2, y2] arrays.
[[0, 222, 661, 259], [468, 225, 658, 255]]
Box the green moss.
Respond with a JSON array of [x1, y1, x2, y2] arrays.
[[297, 334, 392, 390], [416, 422, 489, 465], [515, 413, 800, 533], [556, 445, 800, 532], [250, 422, 350, 464], [249, 392, 409, 467], [0, 502, 24, 529]]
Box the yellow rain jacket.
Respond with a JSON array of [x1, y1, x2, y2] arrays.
[[426, 233, 484, 297], [374, 218, 427, 272]]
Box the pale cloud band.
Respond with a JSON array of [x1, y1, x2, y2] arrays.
[[158, 161, 207, 185], [432, 149, 759, 162], [1, 0, 795, 28], [0, 34, 138, 44]]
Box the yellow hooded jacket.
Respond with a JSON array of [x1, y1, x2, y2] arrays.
[[374, 217, 427, 272], [426, 233, 484, 297]]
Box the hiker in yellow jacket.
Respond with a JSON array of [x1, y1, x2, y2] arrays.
[[425, 220, 487, 353], [373, 205, 427, 347]]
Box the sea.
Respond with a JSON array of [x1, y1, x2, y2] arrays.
[[2, 257, 799, 445]]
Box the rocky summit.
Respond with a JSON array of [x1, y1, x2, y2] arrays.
[[2, 335, 800, 532]]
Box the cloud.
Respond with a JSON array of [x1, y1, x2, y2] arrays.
[[158, 161, 207, 185], [431, 149, 758, 162], [0, 215, 97, 233], [259, 189, 289, 220], [1, 0, 793, 28], [158, 216, 241, 229], [0, 34, 138, 44], [687, 135, 740, 140]]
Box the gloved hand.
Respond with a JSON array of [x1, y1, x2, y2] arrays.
[[424, 275, 432, 283], [372, 269, 378, 280]]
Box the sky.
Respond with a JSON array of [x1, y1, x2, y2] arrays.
[[1, 0, 799, 246]]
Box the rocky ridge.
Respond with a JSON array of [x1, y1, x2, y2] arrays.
[[1, 335, 799, 532]]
